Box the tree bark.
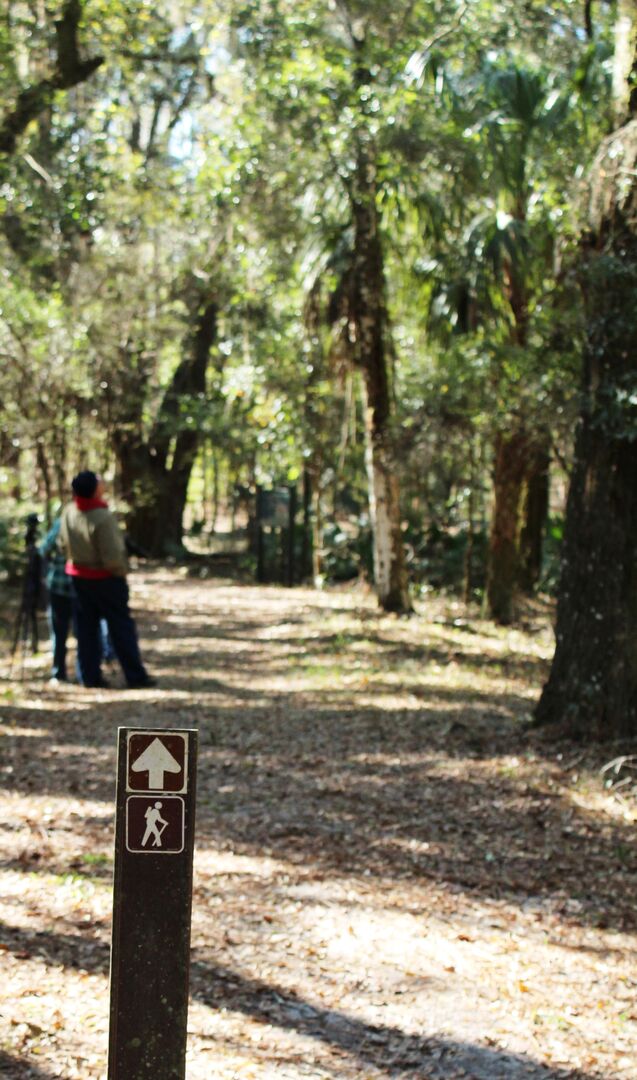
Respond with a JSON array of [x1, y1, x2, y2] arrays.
[[463, 432, 478, 603], [613, 0, 637, 123], [485, 430, 529, 624], [36, 442, 53, 525], [349, 125, 411, 612], [535, 115, 637, 738], [485, 240, 532, 620], [518, 440, 550, 592], [115, 297, 218, 555]]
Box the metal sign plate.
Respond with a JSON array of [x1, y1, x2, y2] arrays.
[[125, 795, 185, 854], [126, 731, 188, 793]]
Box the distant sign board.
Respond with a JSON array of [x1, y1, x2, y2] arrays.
[[257, 487, 290, 528]]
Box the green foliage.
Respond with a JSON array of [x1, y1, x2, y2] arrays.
[[0, 512, 37, 585], [321, 520, 373, 582], [539, 515, 565, 594], [0, 0, 621, 593], [412, 525, 488, 595]]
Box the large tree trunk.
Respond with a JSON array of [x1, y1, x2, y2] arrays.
[[115, 296, 218, 555], [486, 426, 549, 617], [535, 116, 637, 738], [350, 123, 411, 612]]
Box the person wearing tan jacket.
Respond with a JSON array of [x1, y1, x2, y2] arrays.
[[60, 470, 155, 689]]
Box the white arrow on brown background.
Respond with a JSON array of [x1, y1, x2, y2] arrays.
[[131, 738, 182, 788]]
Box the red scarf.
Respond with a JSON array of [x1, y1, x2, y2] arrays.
[[74, 496, 108, 511]]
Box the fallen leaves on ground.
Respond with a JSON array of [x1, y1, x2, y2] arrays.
[[0, 569, 635, 1079]]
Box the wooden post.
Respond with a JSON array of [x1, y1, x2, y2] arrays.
[[108, 728, 198, 1079], [286, 485, 297, 586]]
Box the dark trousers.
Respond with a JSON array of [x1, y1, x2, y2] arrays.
[[72, 576, 148, 687], [48, 592, 74, 680]]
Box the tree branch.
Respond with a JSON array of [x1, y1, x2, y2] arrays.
[[121, 49, 202, 65], [0, 0, 103, 157], [406, 5, 468, 83], [584, 0, 594, 41]]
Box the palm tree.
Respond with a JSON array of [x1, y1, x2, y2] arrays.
[[465, 63, 568, 622]]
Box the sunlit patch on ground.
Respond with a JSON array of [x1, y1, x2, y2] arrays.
[[0, 570, 635, 1078]]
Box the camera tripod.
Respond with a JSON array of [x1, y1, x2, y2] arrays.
[[9, 516, 43, 681]]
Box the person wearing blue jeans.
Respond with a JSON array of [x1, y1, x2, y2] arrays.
[[72, 576, 149, 687], [40, 517, 116, 684], [60, 470, 155, 690], [40, 518, 74, 682]]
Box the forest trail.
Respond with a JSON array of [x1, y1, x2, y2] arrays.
[[0, 568, 635, 1080]]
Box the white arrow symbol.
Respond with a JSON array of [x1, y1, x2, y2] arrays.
[[131, 738, 182, 789]]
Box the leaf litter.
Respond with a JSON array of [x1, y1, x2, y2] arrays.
[[0, 568, 635, 1079]]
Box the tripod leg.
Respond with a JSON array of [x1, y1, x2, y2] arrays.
[[30, 609, 39, 654], [10, 604, 24, 657], [8, 607, 26, 680]]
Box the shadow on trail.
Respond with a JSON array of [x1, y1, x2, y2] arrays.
[[0, 921, 598, 1080], [0, 1051, 57, 1080], [2, 687, 636, 934], [1, 573, 636, 939], [192, 705, 637, 933], [271, 628, 550, 683], [147, 615, 550, 685], [0, 920, 110, 974], [190, 958, 594, 1080]]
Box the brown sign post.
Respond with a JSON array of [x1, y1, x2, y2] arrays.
[[108, 727, 198, 1079]]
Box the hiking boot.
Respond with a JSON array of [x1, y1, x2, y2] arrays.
[[125, 676, 157, 689]]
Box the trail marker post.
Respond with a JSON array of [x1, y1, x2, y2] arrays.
[[108, 727, 198, 1079]]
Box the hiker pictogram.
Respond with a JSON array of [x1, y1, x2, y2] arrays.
[[125, 795, 185, 854], [142, 801, 169, 847]]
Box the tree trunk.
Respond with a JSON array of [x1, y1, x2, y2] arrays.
[[350, 130, 411, 613], [484, 160, 535, 620], [613, 0, 637, 123], [518, 441, 550, 592], [535, 114, 637, 738], [300, 467, 313, 582], [53, 426, 68, 504], [312, 480, 323, 584], [116, 295, 218, 555], [463, 433, 478, 604], [360, 381, 409, 610], [36, 442, 53, 525], [301, 283, 327, 585], [486, 430, 530, 624], [211, 445, 220, 532]]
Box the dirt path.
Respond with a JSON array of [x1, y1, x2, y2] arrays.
[[0, 569, 636, 1079]]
